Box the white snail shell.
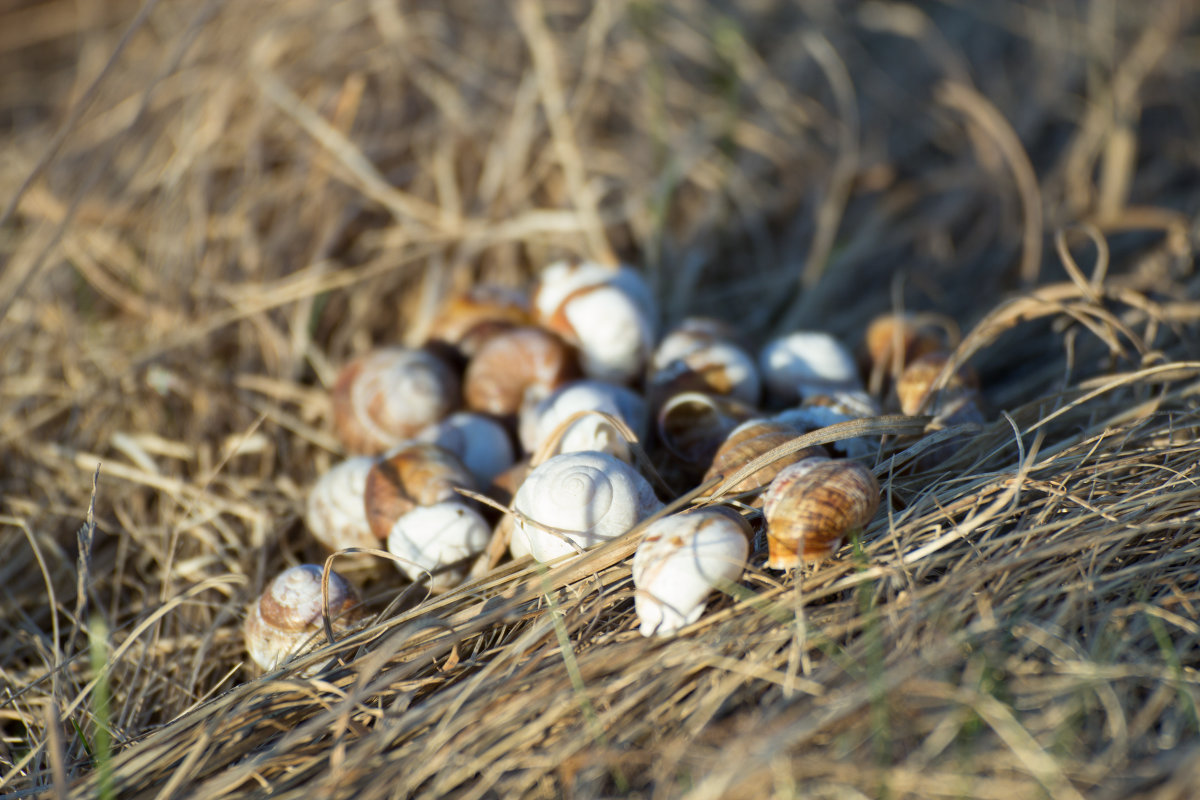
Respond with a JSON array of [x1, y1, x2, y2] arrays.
[[518, 379, 647, 463], [648, 321, 761, 407], [332, 347, 460, 455], [759, 331, 861, 407], [533, 261, 657, 384], [512, 450, 663, 562], [762, 458, 880, 568], [243, 564, 363, 673], [417, 411, 515, 485], [632, 508, 750, 637], [306, 456, 377, 552], [386, 500, 491, 590]]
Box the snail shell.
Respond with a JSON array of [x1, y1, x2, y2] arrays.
[[533, 261, 657, 384], [463, 325, 581, 416], [243, 564, 363, 673], [518, 379, 647, 463], [632, 507, 750, 637], [427, 285, 531, 357], [862, 311, 947, 394], [759, 331, 860, 407], [702, 419, 828, 499], [648, 319, 761, 407], [894, 352, 981, 420], [306, 456, 378, 552], [512, 450, 663, 562], [762, 458, 880, 568], [363, 442, 477, 540], [656, 391, 758, 464], [386, 500, 491, 589], [416, 411, 515, 485], [332, 347, 460, 455]]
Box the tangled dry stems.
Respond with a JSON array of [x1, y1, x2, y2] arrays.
[[2, 0, 1200, 798]]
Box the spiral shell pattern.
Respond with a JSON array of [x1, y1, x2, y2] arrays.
[[762, 458, 880, 568], [512, 450, 662, 562], [243, 564, 362, 672]]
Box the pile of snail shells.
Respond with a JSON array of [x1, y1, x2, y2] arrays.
[[255, 266, 988, 662]]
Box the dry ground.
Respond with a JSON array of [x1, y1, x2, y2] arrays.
[[3, 1, 1200, 798]]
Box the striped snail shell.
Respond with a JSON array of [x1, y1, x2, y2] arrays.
[[463, 325, 581, 416], [759, 331, 861, 407], [632, 507, 750, 637], [518, 379, 647, 463], [702, 419, 827, 500], [762, 458, 880, 568], [533, 261, 657, 384], [331, 347, 460, 455], [512, 450, 662, 562], [416, 411, 515, 485], [243, 564, 363, 673], [306, 456, 377, 552], [363, 442, 477, 540]]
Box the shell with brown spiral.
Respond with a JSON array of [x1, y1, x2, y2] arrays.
[[243, 564, 363, 673], [762, 458, 880, 568]]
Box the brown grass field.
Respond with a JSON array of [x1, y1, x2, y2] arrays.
[[3, 0, 1200, 797]]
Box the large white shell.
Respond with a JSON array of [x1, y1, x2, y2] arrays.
[[386, 500, 491, 589], [759, 332, 860, 406], [417, 412, 515, 485], [518, 380, 647, 462], [512, 450, 663, 562], [243, 564, 361, 673], [632, 510, 749, 637], [306, 456, 377, 552], [534, 261, 657, 383]]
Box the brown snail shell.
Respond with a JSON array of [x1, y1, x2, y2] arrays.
[[862, 312, 948, 394], [427, 286, 531, 357], [762, 458, 880, 568], [331, 347, 460, 455], [894, 352, 979, 418], [463, 325, 581, 416], [363, 442, 477, 540], [702, 419, 827, 500], [243, 564, 363, 673]]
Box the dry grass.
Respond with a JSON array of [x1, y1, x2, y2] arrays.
[[3, 0, 1200, 797]]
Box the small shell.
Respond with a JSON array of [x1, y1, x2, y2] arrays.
[[463, 325, 581, 416], [762, 458, 880, 568], [702, 419, 827, 499], [243, 564, 362, 673], [518, 379, 647, 462], [632, 508, 750, 637], [774, 390, 881, 459], [427, 285, 531, 356], [656, 391, 758, 464], [759, 332, 860, 407], [306, 456, 377, 552], [332, 347, 460, 455], [363, 443, 476, 540], [648, 320, 761, 407], [512, 450, 663, 562], [416, 412, 515, 485], [894, 352, 979, 418], [533, 261, 657, 384], [386, 500, 491, 589]]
